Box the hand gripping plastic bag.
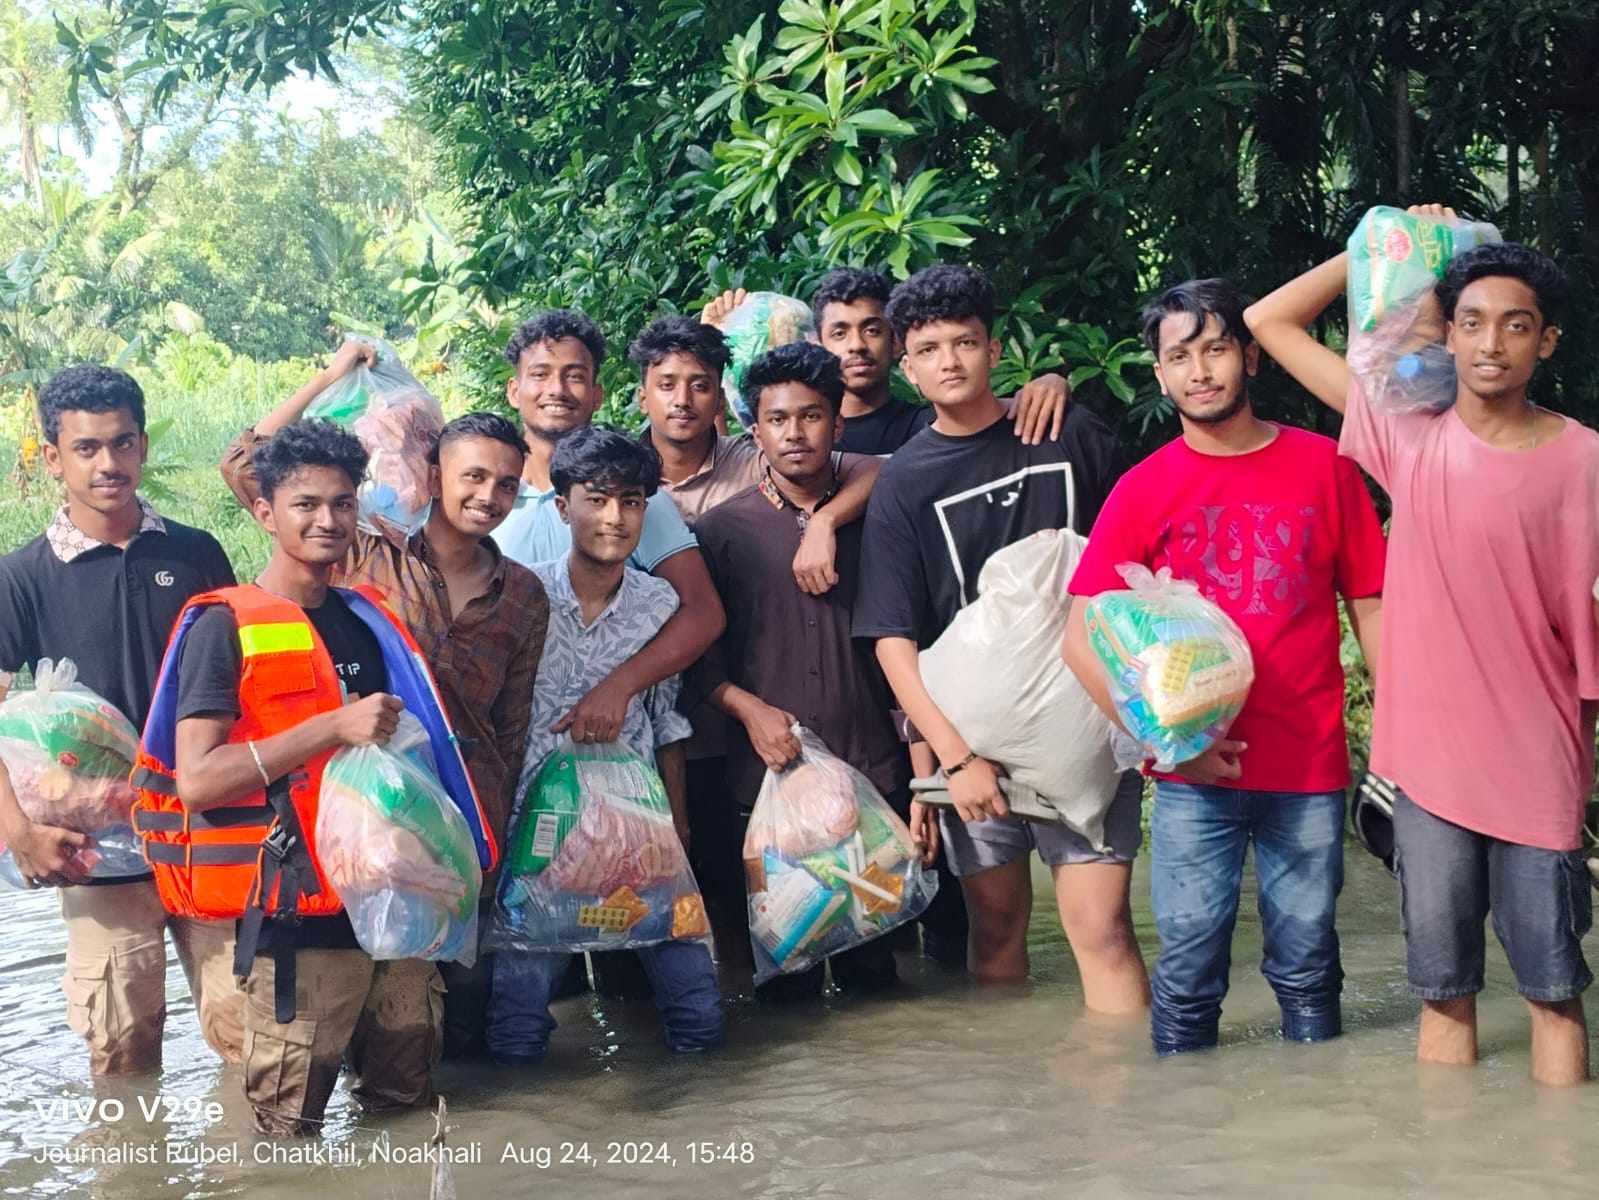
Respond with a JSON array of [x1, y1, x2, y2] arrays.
[[919, 528, 1121, 849], [0, 658, 145, 886], [305, 336, 444, 537], [1346, 206, 1502, 414], [719, 292, 816, 427], [743, 727, 937, 986], [485, 742, 710, 954], [317, 713, 482, 964], [1081, 565, 1254, 772]]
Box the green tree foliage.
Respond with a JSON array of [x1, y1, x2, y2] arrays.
[[64, 0, 1599, 444]]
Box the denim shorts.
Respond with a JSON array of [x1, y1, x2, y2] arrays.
[[940, 770, 1142, 878], [1392, 788, 1593, 1003]]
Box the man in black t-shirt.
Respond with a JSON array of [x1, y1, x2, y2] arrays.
[[172, 420, 438, 1135], [853, 266, 1150, 1010], [0, 364, 242, 1074]]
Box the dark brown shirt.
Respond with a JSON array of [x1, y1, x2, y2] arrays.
[[222, 429, 548, 878], [689, 478, 910, 811]]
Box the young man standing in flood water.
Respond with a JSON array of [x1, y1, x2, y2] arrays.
[[1246, 207, 1599, 1085], [1063, 278, 1385, 1054], [691, 341, 922, 998], [0, 364, 244, 1074], [852, 264, 1148, 1006], [221, 341, 548, 1059]]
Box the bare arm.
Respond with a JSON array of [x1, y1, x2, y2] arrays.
[[1242, 252, 1352, 415], [220, 340, 377, 508], [1061, 597, 1130, 734], [656, 740, 690, 850], [552, 548, 727, 742], [792, 452, 882, 595], [174, 693, 401, 812], [708, 681, 800, 771], [1345, 595, 1383, 678], [875, 636, 1008, 821]]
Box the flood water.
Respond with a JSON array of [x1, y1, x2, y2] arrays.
[[3, 848, 1598, 1199]]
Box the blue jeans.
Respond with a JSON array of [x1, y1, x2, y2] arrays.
[[487, 941, 724, 1065], [1150, 782, 1345, 1054]]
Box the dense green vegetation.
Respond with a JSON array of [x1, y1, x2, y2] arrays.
[[9, 0, 1599, 778], [62, 0, 1599, 442]]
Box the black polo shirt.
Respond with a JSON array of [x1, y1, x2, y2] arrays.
[[0, 506, 236, 730]]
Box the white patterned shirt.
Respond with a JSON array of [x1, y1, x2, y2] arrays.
[[516, 554, 693, 797]]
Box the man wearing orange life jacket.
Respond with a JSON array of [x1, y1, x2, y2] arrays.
[[133, 419, 495, 1136]]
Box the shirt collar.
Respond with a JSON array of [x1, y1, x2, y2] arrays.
[[642, 429, 729, 490], [757, 464, 839, 526], [46, 496, 166, 563], [545, 551, 633, 628], [409, 527, 509, 594]]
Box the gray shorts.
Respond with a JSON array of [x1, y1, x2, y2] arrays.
[[939, 770, 1143, 879]]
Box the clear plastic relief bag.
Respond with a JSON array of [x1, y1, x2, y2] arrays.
[[0, 658, 145, 886], [305, 335, 445, 537], [317, 712, 482, 964], [1346, 206, 1502, 414], [744, 727, 937, 986], [1081, 565, 1254, 772], [718, 292, 815, 428], [485, 742, 710, 955]]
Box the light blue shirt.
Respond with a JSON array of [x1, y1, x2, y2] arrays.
[[516, 554, 694, 794], [492, 482, 698, 573]]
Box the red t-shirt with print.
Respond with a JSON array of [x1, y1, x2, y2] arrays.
[[1068, 425, 1386, 793]]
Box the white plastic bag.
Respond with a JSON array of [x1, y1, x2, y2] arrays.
[[744, 727, 936, 985], [305, 336, 444, 537], [0, 658, 145, 886], [317, 713, 482, 964], [1081, 564, 1254, 771], [920, 528, 1121, 848], [1346, 206, 1502, 414]]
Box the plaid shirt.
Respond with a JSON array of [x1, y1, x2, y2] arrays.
[[223, 429, 548, 876]]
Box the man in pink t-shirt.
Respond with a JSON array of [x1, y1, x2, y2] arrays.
[[1246, 208, 1599, 1087], [1063, 278, 1386, 1054]]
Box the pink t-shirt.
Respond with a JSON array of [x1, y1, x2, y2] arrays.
[[1340, 379, 1599, 850], [1069, 426, 1387, 793]]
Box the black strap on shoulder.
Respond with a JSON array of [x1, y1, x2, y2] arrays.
[[231, 773, 319, 1024]]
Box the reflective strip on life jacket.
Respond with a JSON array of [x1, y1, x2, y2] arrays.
[[236, 621, 315, 658]]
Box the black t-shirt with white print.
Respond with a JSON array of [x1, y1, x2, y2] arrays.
[[852, 404, 1127, 649], [177, 588, 388, 953]]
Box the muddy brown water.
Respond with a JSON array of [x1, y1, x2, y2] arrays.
[[3, 850, 1597, 1199]]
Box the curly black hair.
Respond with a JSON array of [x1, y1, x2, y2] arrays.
[[1436, 242, 1568, 326], [884, 264, 997, 342], [549, 424, 661, 498], [810, 267, 892, 327], [504, 309, 607, 371], [251, 419, 369, 502], [743, 341, 846, 417], [627, 314, 731, 376], [1140, 278, 1254, 354], [428, 410, 526, 466], [37, 364, 146, 444]]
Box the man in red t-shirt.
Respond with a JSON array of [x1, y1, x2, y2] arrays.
[[1063, 278, 1386, 1054]]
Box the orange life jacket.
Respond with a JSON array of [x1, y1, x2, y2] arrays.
[[131, 584, 496, 1016]]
